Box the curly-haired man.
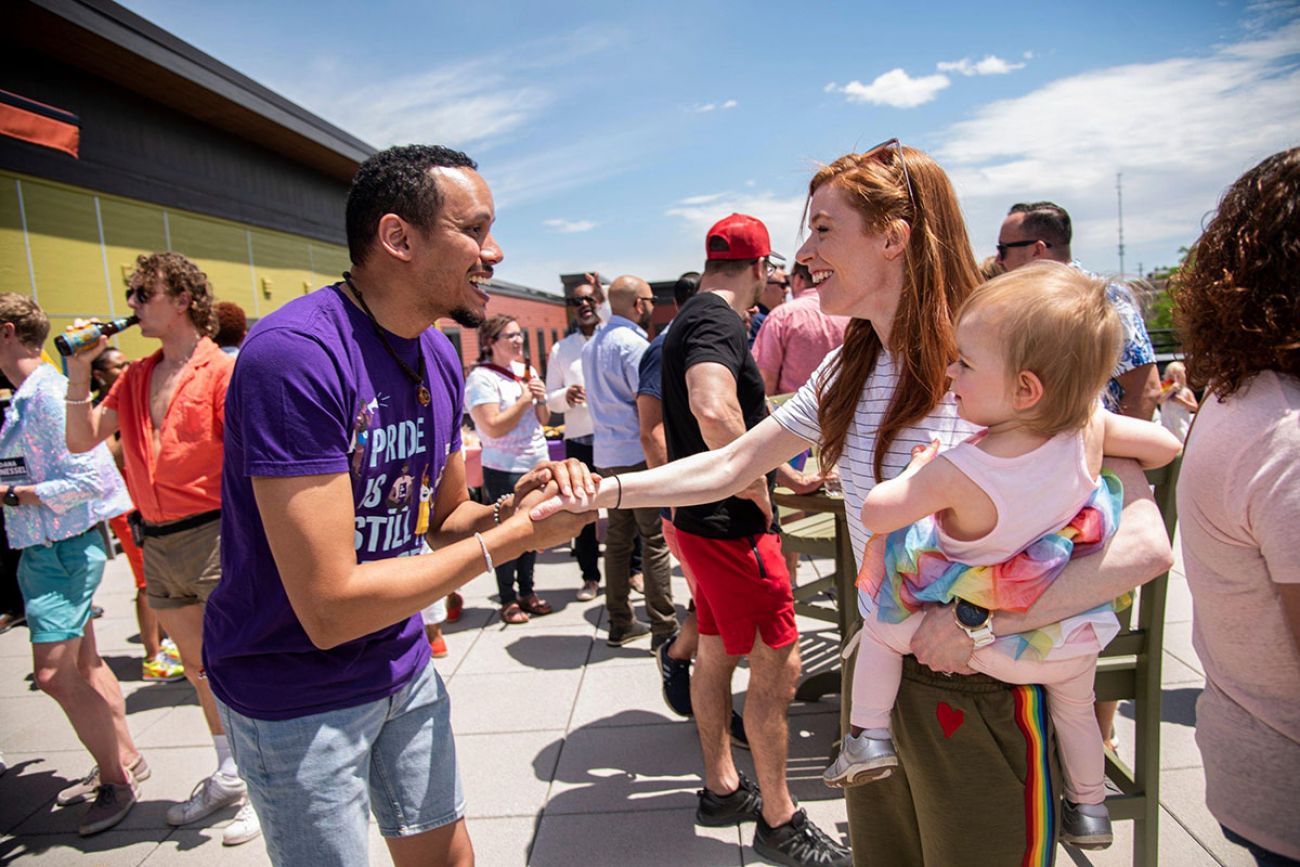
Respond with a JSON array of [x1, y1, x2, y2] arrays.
[[63, 252, 258, 845]]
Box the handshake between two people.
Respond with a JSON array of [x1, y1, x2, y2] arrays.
[[501, 458, 602, 551]]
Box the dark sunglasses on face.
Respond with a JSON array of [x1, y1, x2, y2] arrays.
[[995, 239, 1052, 258], [124, 286, 152, 304], [565, 295, 597, 308]]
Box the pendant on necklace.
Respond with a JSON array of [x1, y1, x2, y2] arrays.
[[418, 386, 432, 406]]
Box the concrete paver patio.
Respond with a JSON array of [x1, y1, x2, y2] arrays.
[[0, 539, 1258, 865]]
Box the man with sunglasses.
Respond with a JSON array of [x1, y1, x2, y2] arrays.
[[582, 274, 678, 647], [996, 201, 1159, 420], [746, 266, 789, 348], [64, 251, 260, 845], [545, 279, 605, 600]]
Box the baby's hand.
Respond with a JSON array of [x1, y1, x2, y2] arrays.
[[898, 438, 941, 480]]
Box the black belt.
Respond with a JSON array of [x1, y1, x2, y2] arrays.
[[142, 509, 221, 538]]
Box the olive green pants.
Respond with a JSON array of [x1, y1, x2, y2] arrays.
[[842, 642, 1063, 867]]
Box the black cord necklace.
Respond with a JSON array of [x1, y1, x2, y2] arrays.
[[342, 272, 432, 406]]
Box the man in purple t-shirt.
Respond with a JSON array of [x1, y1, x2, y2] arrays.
[[203, 145, 592, 867]]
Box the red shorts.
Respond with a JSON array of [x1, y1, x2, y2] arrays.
[[673, 527, 797, 656], [108, 512, 146, 591], [660, 518, 698, 599]]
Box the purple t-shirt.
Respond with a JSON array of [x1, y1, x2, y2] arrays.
[[204, 284, 462, 720]]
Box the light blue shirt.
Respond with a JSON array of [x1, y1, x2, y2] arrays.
[[581, 315, 648, 468], [0, 364, 132, 549]]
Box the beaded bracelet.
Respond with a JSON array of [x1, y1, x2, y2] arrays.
[[492, 493, 512, 525]]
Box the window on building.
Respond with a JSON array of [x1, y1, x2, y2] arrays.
[[443, 327, 463, 367], [536, 329, 547, 374]]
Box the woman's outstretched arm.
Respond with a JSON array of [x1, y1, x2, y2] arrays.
[[530, 416, 809, 518]]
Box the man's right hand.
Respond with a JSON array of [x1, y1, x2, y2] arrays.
[[565, 383, 586, 407]]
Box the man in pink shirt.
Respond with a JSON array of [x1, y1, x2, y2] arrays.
[[751, 263, 849, 396]]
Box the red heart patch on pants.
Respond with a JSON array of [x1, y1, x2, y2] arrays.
[[937, 701, 965, 738]]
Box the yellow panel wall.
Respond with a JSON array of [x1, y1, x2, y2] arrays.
[[167, 211, 258, 315], [20, 181, 109, 319], [309, 241, 350, 289], [249, 228, 314, 314], [0, 179, 30, 296], [0, 171, 351, 362]]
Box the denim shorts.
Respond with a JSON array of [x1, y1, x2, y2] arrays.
[[216, 660, 464, 865], [17, 528, 106, 644]]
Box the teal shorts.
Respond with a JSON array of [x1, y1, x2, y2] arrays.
[[17, 528, 107, 644]]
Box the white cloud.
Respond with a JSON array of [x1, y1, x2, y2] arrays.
[[934, 18, 1300, 274], [543, 218, 598, 233], [665, 190, 809, 262], [277, 26, 619, 151], [937, 55, 1027, 76], [827, 68, 951, 108], [692, 99, 738, 113]]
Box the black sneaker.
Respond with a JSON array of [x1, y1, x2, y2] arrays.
[[656, 633, 692, 717], [753, 808, 852, 867], [696, 771, 763, 827], [730, 710, 749, 750], [606, 620, 651, 646]]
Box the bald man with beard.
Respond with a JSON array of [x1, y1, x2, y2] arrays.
[[581, 276, 678, 648]]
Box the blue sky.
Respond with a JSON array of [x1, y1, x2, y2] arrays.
[[121, 0, 1300, 292]]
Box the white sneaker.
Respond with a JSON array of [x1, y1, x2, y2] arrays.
[[222, 801, 262, 846], [166, 772, 246, 826]]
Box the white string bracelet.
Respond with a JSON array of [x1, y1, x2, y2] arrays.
[[474, 532, 493, 574], [64, 395, 93, 406]]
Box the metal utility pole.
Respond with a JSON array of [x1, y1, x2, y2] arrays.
[[1116, 173, 1126, 280]]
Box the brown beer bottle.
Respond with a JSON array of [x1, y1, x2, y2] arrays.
[[54, 316, 140, 356]]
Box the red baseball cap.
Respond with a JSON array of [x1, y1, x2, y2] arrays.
[[706, 213, 780, 262]]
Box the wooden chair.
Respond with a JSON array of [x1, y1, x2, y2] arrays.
[[1093, 456, 1181, 867]]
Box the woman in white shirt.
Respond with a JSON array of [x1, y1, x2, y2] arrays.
[[464, 314, 551, 624], [533, 142, 1172, 863]]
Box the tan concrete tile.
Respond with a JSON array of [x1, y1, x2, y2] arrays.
[[1163, 574, 1195, 624], [0, 654, 37, 697], [1163, 620, 1204, 677], [0, 828, 167, 865], [455, 624, 594, 675], [1, 696, 88, 753], [132, 704, 215, 749], [530, 807, 741, 867], [1162, 651, 1203, 686], [547, 721, 706, 815], [0, 749, 78, 835], [568, 660, 683, 731], [462, 815, 537, 867], [1054, 805, 1224, 866], [457, 730, 562, 819], [1159, 767, 1259, 867], [447, 669, 582, 734], [140, 828, 271, 864]]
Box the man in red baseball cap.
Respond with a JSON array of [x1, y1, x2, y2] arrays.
[[657, 215, 850, 866]]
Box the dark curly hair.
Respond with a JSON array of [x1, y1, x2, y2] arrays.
[[1173, 147, 1300, 399], [129, 252, 215, 336], [212, 300, 248, 348], [345, 145, 478, 266]]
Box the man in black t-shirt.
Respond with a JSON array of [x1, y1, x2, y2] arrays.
[[661, 214, 850, 867]]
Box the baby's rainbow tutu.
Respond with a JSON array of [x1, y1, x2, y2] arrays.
[[859, 470, 1127, 661]]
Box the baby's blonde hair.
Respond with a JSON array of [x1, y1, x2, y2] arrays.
[[957, 261, 1122, 436], [1164, 360, 1187, 385]]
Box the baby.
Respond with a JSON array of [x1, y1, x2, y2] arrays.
[[1157, 360, 1198, 442], [824, 262, 1181, 850]]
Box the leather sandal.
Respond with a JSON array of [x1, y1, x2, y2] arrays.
[[518, 595, 553, 616], [501, 602, 530, 624]]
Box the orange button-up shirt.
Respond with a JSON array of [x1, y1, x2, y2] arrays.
[[102, 337, 234, 524]]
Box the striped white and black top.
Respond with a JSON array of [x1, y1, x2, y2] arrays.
[[771, 347, 979, 615]]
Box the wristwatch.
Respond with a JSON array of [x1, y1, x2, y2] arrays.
[[954, 599, 995, 649], [3, 486, 19, 507]]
